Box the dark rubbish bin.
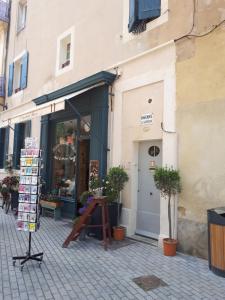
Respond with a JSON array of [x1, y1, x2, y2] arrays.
[[208, 207, 225, 277]]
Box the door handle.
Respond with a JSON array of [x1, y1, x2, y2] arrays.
[[150, 192, 153, 196]]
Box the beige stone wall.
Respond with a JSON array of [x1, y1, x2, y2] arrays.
[[5, 0, 192, 110], [176, 18, 225, 258]]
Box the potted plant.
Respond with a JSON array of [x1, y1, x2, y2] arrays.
[[0, 175, 19, 213], [105, 166, 129, 241], [40, 191, 62, 208], [153, 166, 181, 256]]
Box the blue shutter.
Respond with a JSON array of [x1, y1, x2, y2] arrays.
[[0, 128, 5, 168], [138, 0, 161, 21], [8, 63, 14, 97], [128, 0, 138, 33], [13, 123, 25, 170], [20, 52, 29, 90]]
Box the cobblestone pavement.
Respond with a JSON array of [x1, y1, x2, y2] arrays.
[[1, 209, 225, 300]]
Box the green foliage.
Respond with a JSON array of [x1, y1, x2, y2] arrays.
[[89, 177, 101, 191], [154, 167, 181, 198], [153, 166, 181, 240], [80, 191, 93, 206], [106, 166, 129, 201]]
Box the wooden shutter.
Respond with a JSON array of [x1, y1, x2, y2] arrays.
[[8, 63, 14, 97], [138, 0, 161, 21], [20, 52, 29, 90], [0, 128, 5, 168], [13, 123, 25, 169], [128, 0, 138, 33]]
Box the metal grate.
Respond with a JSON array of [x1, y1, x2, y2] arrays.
[[133, 275, 168, 291]]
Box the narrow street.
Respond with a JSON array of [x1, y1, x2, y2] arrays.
[[0, 209, 224, 300]]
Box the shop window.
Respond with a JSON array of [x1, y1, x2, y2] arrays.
[[13, 120, 31, 169], [52, 119, 77, 197], [17, 0, 27, 32], [56, 27, 74, 76], [8, 51, 29, 96], [0, 127, 9, 169]]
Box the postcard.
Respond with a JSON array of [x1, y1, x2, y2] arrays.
[[29, 214, 36, 223], [23, 222, 29, 231], [17, 220, 24, 231], [25, 176, 32, 185], [30, 204, 37, 214], [20, 167, 26, 175], [25, 158, 33, 166], [24, 203, 30, 212], [21, 149, 26, 157], [31, 167, 39, 176], [25, 185, 31, 193], [29, 223, 36, 232], [19, 185, 26, 193], [30, 195, 38, 203], [18, 203, 25, 211], [24, 194, 31, 203], [31, 185, 38, 194], [20, 158, 26, 167], [31, 176, 38, 185]]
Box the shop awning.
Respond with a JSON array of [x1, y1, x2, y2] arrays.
[[0, 83, 104, 128]]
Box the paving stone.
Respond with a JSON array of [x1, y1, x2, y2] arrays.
[[1, 210, 225, 300]]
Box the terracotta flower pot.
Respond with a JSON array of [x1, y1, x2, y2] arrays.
[[163, 238, 177, 256], [113, 226, 125, 241]]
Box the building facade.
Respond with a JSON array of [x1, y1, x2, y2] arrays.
[[0, 0, 224, 258]]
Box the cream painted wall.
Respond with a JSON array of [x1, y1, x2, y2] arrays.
[[109, 42, 177, 239], [5, 0, 193, 111], [176, 27, 225, 257]]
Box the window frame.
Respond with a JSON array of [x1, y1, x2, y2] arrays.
[[55, 27, 74, 77], [123, 0, 168, 42], [17, 0, 27, 33]]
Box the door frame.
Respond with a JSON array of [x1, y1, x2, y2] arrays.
[[135, 139, 162, 240]]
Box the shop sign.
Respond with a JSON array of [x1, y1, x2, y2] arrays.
[[140, 113, 153, 125]]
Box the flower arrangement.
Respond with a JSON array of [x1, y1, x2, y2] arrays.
[[0, 176, 19, 195]]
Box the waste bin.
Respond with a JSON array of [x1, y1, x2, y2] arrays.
[[208, 207, 225, 277]]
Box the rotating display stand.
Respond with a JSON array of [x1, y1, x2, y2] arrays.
[[12, 138, 43, 271]]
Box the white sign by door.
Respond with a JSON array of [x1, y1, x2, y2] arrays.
[[140, 113, 153, 125]]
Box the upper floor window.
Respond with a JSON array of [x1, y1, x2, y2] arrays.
[[17, 0, 27, 32], [8, 51, 29, 97], [56, 27, 74, 76], [128, 0, 161, 33]]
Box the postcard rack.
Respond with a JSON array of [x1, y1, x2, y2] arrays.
[[12, 138, 43, 271]]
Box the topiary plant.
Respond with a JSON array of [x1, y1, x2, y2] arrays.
[[154, 166, 181, 240]]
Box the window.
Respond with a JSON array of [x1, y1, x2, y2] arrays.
[[56, 27, 74, 76], [128, 0, 161, 33], [8, 51, 29, 96], [13, 121, 31, 169], [0, 127, 9, 169], [17, 0, 27, 32], [52, 119, 77, 197]]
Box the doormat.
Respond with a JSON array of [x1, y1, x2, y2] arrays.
[[133, 275, 168, 291], [109, 238, 137, 250]]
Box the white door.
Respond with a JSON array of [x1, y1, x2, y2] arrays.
[[136, 140, 162, 239]]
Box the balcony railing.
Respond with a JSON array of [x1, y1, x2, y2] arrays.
[[0, 0, 9, 23], [0, 76, 5, 97]]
